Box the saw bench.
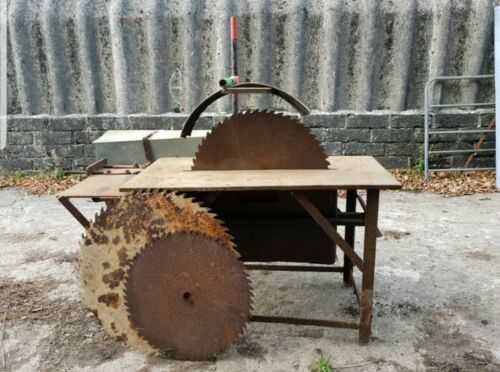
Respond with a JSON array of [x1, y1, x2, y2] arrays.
[[58, 82, 400, 360]]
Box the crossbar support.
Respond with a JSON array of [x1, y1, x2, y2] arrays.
[[250, 315, 359, 329], [58, 197, 90, 229], [293, 192, 364, 272]]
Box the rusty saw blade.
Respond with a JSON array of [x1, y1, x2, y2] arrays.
[[192, 110, 329, 170], [125, 232, 251, 360], [79, 192, 250, 358]]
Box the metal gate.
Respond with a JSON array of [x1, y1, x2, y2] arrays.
[[424, 75, 496, 178]]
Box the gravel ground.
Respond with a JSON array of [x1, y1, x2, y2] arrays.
[[0, 188, 499, 372]]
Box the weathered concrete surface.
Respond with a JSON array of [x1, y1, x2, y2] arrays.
[[6, 0, 495, 115], [1, 188, 500, 371]]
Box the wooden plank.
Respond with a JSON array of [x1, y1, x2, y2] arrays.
[[120, 156, 401, 191], [57, 174, 135, 198], [293, 192, 365, 272]]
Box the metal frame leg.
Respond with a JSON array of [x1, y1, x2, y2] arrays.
[[332, 190, 338, 264], [343, 190, 356, 286], [359, 189, 379, 344], [58, 197, 90, 228]]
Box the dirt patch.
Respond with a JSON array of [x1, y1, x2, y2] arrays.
[[0, 279, 60, 322], [343, 301, 421, 319], [236, 336, 267, 359], [0, 277, 124, 371], [23, 250, 78, 265], [382, 229, 411, 240], [417, 318, 500, 372], [2, 232, 48, 245], [376, 301, 422, 318], [465, 251, 494, 262], [342, 304, 359, 317]]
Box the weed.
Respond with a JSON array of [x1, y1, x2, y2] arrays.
[[413, 144, 425, 175], [52, 167, 66, 180], [415, 157, 425, 175], [311, 355, 335, 372]]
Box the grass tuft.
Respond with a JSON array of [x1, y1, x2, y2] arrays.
[[311, 354, 335, 372]]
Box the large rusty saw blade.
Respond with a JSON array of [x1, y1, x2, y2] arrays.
[[192, 110, 329, 170], [79, 192, 251, 358], [125, 232, 251, 360]]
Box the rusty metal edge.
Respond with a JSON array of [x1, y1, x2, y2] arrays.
[[250, 315, 359, 329]]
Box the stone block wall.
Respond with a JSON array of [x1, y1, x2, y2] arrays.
[[1, 111, 495, 173]]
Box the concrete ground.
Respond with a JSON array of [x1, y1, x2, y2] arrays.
[[0, 188, 499, 372]]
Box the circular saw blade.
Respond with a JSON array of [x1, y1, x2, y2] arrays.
[[125, 232, 251, 360], [192, 110, 329, 170], [79, 192, 247, 356]]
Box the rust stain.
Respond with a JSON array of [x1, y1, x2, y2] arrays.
[[117, 248, 130, 266], [102, 268, 125, 289], [97, 293, 120, 308], [90, 229, 109, 245], [86, 193, 234, 256], [116, 333, 128, 343]]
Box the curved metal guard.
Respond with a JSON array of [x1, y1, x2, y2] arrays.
[[180, 82, 310, 138]]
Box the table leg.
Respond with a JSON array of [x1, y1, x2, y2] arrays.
[[332, 190, 338, 263], [359, 189, 379, 344], [343, 190, 356, 286]]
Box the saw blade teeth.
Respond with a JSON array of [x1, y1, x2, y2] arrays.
[[192, 111, 329, 171], [214, 218, 229, 228]]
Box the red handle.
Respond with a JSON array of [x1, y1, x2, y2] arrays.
[[230, 16, 238, 41]]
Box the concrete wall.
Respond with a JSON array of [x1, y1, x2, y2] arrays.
[[6, 0, 496, 114], [2, 0, 497, 171]]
